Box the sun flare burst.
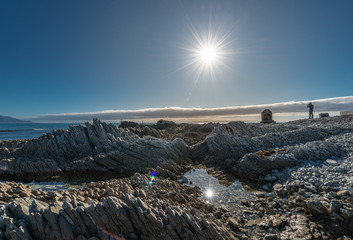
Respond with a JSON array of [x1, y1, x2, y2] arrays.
[[179, 20, 234, 83], [200, 47, 217, 63], [171, 12, 237, 102]]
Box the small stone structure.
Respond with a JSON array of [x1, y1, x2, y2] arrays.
[[319, 113, 329, 118], [261, 109, 275, 123]]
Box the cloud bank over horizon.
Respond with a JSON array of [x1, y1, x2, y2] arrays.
[[29, 96, 353, 123]]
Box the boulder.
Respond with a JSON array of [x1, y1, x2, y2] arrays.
[[303, 200, 328, 216], [234, 153, 298, 179], [330, 199, 342, 213]]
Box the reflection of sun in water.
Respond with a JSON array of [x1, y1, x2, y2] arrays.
[[206, 189, 214, 198]]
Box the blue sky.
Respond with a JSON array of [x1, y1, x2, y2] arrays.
[[1, 0, 353, 121]]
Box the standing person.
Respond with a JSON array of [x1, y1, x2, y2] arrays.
[[307, 102, 314, 119]]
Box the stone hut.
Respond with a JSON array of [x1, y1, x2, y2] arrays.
[[261, 109, 275, 123]]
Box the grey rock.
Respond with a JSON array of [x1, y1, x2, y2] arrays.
[[325, 159, 338, 165], [227, 217, 239, 231], [303, 200, 328, 216], [340, 207, 353, 220], [330, 199, 343, 213]]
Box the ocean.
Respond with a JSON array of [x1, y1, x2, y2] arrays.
[[0, 123, 111, 141]]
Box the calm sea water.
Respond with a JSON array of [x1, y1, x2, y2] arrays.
[[0, 123, 121, 140], [0, 123, 80, 140]]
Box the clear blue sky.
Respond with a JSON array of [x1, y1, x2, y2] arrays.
[[1, 0, 352, 119]]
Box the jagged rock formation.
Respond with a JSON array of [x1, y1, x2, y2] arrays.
[[1, 117, 353, 239], [0, 173, 235, 240], [1, 195, 233, 240], [0, 119, 190, 178], [191, 117, 353, 179], [126, 126, 162, 139], [2, 117, 352, 181], [127, 123, 217, 146]]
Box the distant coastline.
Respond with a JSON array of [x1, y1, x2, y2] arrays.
[[0, 115, 32, 124]]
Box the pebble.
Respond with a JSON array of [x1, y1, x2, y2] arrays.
[[337, 190, 349, 197]]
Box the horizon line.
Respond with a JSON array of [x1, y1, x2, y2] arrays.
[[24, 95, 353, 123]]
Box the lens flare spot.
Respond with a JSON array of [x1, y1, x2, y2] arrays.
[[149, 171, 157, 186]]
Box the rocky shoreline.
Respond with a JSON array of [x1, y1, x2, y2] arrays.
[[0, 116, 353, 239]]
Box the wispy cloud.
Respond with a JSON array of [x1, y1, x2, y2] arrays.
[[29, 96, 353, 123]]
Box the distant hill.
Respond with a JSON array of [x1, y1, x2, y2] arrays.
[[0, 115, 31, 123]]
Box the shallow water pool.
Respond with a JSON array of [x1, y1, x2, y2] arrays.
[[183, 169, 255, 210], [26, 181, 84, 191]]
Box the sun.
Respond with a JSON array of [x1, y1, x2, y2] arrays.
[[200, 47, 217, 63], [178, 23, 233, 82], [173, 13, 235, 87], [187, 32, 230, 80]]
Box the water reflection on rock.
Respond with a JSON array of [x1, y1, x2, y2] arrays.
[[26, 181, 84, 191], [183, 169, 255, 210]]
